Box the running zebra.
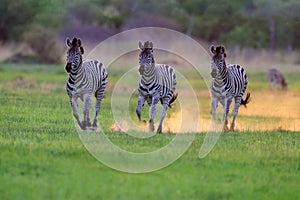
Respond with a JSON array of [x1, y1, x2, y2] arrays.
[[136, 41, 178, 133], [267, 69, 287, 91], [210, 45, 251, 131], [65, 37, 108, 130]]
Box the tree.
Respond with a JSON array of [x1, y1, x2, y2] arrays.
[[0, 0, 40, 41], [252, 0, 300, 51]]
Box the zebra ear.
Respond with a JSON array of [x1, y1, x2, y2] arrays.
[[66, 37, 71, 47], [149, 42, 153, 49], [138, 41, 144, 50], [77, 38, 82, 47], [80, 46, 84, 54], [210, 46, 216, 54], [220, 45, 226, 54], [72, 38, 78, 47]]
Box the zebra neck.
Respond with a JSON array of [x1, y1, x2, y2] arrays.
[[215, 64, 229, 83], [70, 60, 83, 78], [141, 64, 156, 84]]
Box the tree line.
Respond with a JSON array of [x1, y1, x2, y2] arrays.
[[1, 0, 299, 53]]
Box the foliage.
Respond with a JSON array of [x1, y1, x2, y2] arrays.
[[1, 0, 300, 53], [219, 22, 268, 48], [23, 26, 63, 64], [0, 0, 40, 41]]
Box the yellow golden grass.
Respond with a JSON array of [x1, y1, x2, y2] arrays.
[[161, 91, 300, 133], [109, 89, 300, 133], [104, 46, 300, 134]]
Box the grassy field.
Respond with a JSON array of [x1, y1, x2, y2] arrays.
[[0, 63, 299, 200]]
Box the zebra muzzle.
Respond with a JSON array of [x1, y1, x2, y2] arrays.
[[210, 69, 217, 78], [138, 66, 145, 75], [65, 63, 72, 73]]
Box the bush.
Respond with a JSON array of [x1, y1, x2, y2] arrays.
[[219, 23, 268, 49], [23, 26, 63, 64]]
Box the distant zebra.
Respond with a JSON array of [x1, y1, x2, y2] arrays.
[[65, 37, 108, 130], [210, 45, 251, 131], [136, 41, 178, 133], [267, 69, 287, 91]]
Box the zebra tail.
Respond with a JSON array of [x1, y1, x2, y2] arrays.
[[168, 92, 178, 108], [241, 92, 251, 108]]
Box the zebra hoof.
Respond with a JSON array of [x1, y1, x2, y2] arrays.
[[92, 124, 98, 128], [157, 128, 162, 133], [138, 120, 147, 125], [91, 122, 98, 129], [149, 125, 155, 132], [79, 123, 86, 130], [86, 121, 92, 127], [222, 125, 229, 132], [157, 124, 163, 133]]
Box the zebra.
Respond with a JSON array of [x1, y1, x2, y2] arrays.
[[267, 68, 287, 91], [65, 37, 108, 130], [136, 41, 178, 133], [210, 45, 251, 131]]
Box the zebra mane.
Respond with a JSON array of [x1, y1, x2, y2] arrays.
[[140, 48, 155, 64], [72, 38, 80, 47], [66, 37, 84, 54], [139, 41, 153, 50], [140, 48, 152, 54], [215, 46, 224, 54], [143, 41, 153, 49], [139, 41, 155, 63], [211, 45, 227, 58]]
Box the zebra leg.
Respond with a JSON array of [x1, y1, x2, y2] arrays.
[[136, 95, 145, 123], [270, 81, 276, 91], [146, 96, 152, 107], [71, 96, 83, 129], [211, 96, 218, 121], [230, 96, 242, 131], [157, 98, 169, 133], [149, 96, 160, 132], [219, 98, 225, 123], [92, 84, 107, 128], [82, 94, 92, 128], [223, 97, 233, 132]]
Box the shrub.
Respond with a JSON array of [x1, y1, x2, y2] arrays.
[[23, 25, 63, 64], [219, 24, 268, 49]]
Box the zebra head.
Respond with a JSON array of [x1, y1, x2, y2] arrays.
[[65, 37, 84, 73], [138, 41, 155, 76], [210, 45, 227, 78]]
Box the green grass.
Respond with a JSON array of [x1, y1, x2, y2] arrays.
[[0, 63, 299, 200]]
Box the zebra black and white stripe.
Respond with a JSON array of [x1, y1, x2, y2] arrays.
[[267, 68, 287, 91], [210, 45, 250, 131], [65, 37, 108, 130], [136, 41, 177, 133]]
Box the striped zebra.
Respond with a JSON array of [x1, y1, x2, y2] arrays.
[[136, 41, 178, 133], [267, 69, 287, 91], [65, 37, 108, 130], [210, 45, 251, 131]]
